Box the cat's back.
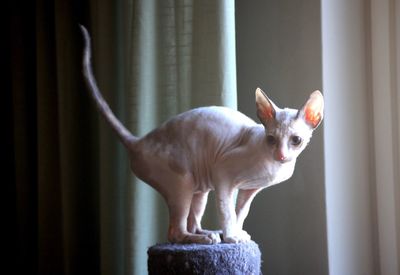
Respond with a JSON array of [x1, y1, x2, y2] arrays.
[[175, 106, 256, 128], [139, 106, 257, 148]]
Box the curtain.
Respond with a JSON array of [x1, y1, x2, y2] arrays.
[[7, 0, 237, 274], [126, 1, 236, 274], [322, 0, 400, 274]]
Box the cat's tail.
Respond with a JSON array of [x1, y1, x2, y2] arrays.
[[80, 25, 138, 148]]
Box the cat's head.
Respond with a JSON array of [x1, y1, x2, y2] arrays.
[[255, 88, 324, 163]]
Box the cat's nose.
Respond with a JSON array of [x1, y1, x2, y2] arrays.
[[276, 153, 286, 162], [275, 151, 290, 163], [278, 156, 287, 162]]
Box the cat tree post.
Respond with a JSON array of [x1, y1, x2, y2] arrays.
[[147, 241, 262, 274]]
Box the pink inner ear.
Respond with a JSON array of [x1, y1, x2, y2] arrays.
[[303, 92, 323, 127], [305, 107, 321, 127], [262, 106, 274, 120]]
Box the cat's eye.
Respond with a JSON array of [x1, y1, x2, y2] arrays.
[[266, 135, 277, 145], [290, 135, 302, 146]]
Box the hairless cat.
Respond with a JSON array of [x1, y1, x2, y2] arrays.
[[80, 25, 324, 244]]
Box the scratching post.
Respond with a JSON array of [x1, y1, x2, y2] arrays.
[[148, 241, 262, 274]]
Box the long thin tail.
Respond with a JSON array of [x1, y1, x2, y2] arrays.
[[80, 25, 137, 148]]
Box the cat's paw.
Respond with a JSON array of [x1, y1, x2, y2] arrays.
[[223, 230, 251, 243], [222, 236, 238, 243], [183, 234, 214, 244], [169, 230, 215, 244], [201, 230, 222, 244], [238, 229, 251, 241], [197, 229, 222, 244], [188, 227, 222, 244]]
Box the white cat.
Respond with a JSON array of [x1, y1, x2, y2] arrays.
[[80, 26, 324, 244]]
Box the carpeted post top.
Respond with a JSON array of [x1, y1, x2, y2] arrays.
[[148, 241, 262, 274]]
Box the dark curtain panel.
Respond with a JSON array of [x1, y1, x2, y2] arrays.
[[6, 1, 101, 274], [6, 1, 237, 274]]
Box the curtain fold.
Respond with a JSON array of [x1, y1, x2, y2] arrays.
[[36, 1, 64, 273], [11, 1, 39, 274], [7, 0, 237, 274]]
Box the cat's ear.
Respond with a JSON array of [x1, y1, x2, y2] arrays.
[[297, 90, 324, 129], [255, 88, 278, 123]]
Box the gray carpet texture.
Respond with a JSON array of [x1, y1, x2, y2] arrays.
[[148, 241, 262, 274]]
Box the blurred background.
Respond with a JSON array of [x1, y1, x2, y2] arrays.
[[6, 0, 399, 274]]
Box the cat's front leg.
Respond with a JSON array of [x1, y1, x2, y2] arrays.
[[234, 188, 262, 242], [236, 188, 262, 231], [215, 186, 244, 243]]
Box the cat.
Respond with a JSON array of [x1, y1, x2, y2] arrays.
[[80, 25, 324, 244]]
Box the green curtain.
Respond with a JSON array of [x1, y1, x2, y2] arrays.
[[7, 0, 236, 274]]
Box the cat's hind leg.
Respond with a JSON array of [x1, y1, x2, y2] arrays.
[[166, 183, 214, 244], [187, 191, 221, 244]]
